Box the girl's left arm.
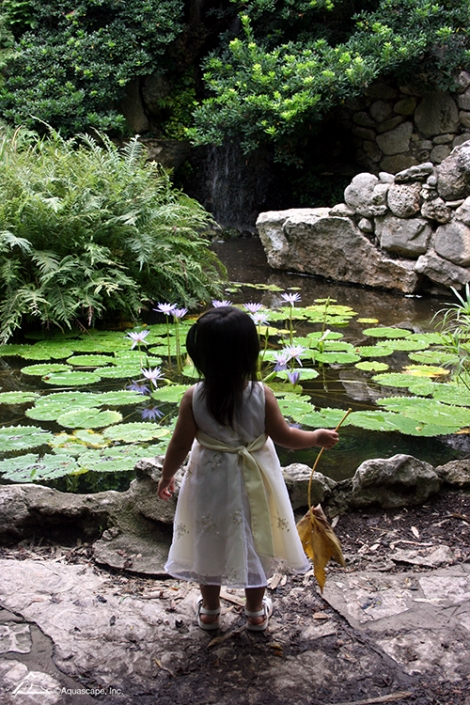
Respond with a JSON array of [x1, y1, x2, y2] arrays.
[[157, 388, 197, 500]]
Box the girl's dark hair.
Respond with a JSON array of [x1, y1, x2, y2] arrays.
[[186, 306, 260, 426]]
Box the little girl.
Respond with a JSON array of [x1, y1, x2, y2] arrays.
[[157, 306, 339, 631]]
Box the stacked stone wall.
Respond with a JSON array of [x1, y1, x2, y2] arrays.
[[336, 71, 470, 175]]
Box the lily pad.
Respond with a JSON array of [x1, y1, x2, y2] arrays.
[[315, 352, 361, 364], [42, 370, 102, 386], [66, 354, 113, 367], [0, 426, 54, 452], [102, 423, 171, 443], [76, 446, 152, 473], [56, 408, 123, 429], [22, 363, 71, 376], [275, 394, 314, 422], [0, 453, 79, 482], [403, 364, 450, 378], [355, 361, 389, 372], [301, 408, 350, 428], [377, 395, 470, 429], [355, 345, 394, 357], [362, 327, 412, 338], [0, 392, 39, 405], [151, 384, 190, 404], [431, 383, 470, 406]]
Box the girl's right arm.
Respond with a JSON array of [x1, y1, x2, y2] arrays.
[[157, 387, 197, 500], [264, 385, 339, 450]]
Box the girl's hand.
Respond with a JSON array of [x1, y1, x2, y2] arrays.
[[315, 429, 339, 449], [157, 477, 175, 501]]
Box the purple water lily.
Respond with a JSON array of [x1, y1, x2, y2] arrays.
[[141, 406, 163, 421], [154, 303, 177, 316], [141, 367, 164, 387], [281, 292, 301, 306], [126, 381, 151, 395], [126, 330, 150, 349], [284, 344, 307, 365], [273, 351, 290, 372], [250, 311, 270, 326], [173, 307, 188, 320], [287, 370, 301, 386], [212, 299, 233, 308], [244, 302, 264, 313]]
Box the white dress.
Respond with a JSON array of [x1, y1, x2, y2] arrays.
[[164, 382, 310, 588]]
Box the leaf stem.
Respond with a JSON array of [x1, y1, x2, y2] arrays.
[[308, 408, 352, 513]]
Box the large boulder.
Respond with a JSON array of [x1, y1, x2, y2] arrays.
[[350, 454, 442, 509], [257, 210, 419, 293]]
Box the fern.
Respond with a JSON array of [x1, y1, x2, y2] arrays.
[[0, 126, 224, 340]]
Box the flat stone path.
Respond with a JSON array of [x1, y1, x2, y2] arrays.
[[1, 558, 469, 704]]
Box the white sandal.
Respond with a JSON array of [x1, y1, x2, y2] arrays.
[[196, 597, 221, 631], [245, 596, 273, 632]]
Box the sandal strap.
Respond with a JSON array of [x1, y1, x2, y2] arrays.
[[197, 599, 220, 616], [245, 607, 265, 618]]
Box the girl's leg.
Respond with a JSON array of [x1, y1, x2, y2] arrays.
[[199, 584, 221, 626], [245, 586, 268, 627]]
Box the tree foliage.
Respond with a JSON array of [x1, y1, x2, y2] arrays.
[[0, 0, 184, 135], [0, 127, 224, 342], [190, 0, 470, 163]]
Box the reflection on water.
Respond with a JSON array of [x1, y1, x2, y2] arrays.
[[213, 237, 460, 482]]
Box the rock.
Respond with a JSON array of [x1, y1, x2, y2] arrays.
[[421, 197, 453, 223], [379, 171, 395, 183], [437, 140, 470, 200], [370, 100, 393, 123], [380, 154, 418, 173], [434, 220, 470, 266], [350, 454, 441, 509], [415, 250, 470, 289], [140, 138, 191, 170], [460, 111, 470, 130], [455, 70, 470, 92], [376, 216, 432, 256], [457, 87, 470, 112], [344, 173, 378, 214], [257, 210, 419, 293], [282, 464, 336, 510], [328, 203, 355, 217], [435, 459, 470, 489], [358, 217, 374, 233], [415, 92, 459, 137], [430, 144, 452, 164], [120, 79, 149, 133], [390, 545, 454, 567], [455, 196, 470, 226], [394, 163, 434, 183], [394, 97, 418, 116], [344, 174, 389, 218], [0, 485, 120, 544], [376, 122, 413, 156], [387, 182, 422, 218], [376, 116, 403, 134]]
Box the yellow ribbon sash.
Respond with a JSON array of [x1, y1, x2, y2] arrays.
[[196, 430, 274, 557]]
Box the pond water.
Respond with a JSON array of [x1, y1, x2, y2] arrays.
[[0, 236, 465, 493], [212, 237, 463, 480]]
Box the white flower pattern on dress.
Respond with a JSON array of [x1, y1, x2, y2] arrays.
[[200, 513, 217, 534], [174, 523, 189, 539], [231, 510, 242, 525]]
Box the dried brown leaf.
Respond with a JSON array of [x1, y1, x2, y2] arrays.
[[297, 504, 346, 592]]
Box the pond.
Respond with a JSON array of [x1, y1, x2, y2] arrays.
[[212, 237, 465, 479], [0, 236, 466, 493]]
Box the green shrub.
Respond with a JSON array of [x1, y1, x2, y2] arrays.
[[0, 126, 224, 342], [0, 0, 184, 135]]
